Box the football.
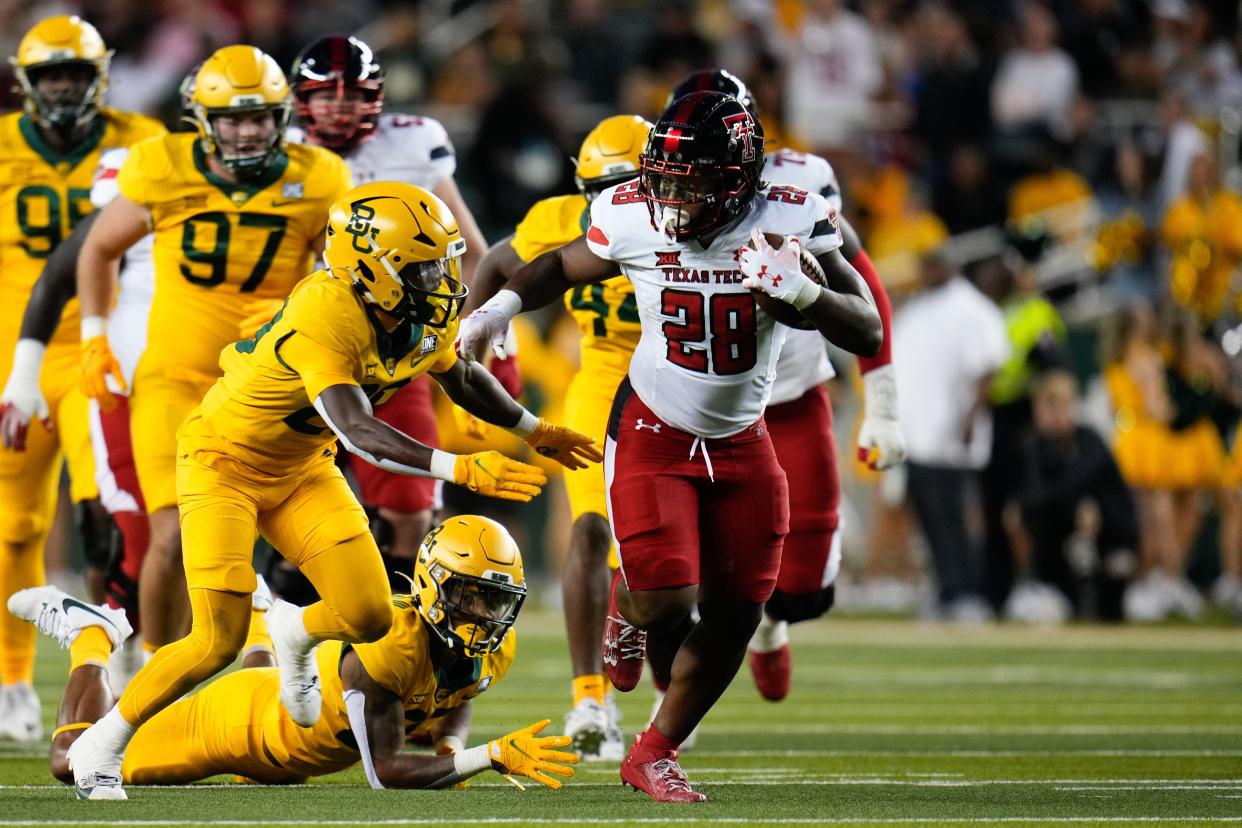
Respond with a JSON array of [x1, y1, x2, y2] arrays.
[[748, 232, 827, 330]]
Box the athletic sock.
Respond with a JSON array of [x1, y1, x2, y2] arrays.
[[572, 674, 607, 706], [70, 626, 113, 671], [241, 609, 273, 659], [749, 614, 789, 652], [630, 723, 679, 762]]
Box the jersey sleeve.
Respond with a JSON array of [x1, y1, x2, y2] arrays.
[[115, 138, 167, 208], [383, 114, 457, 190], [276, 279, 366, 400], [799, 192, 844, 258], [90, 147, 131, 208], [511, 197, 579, 263], [586, 183, 648, 264], [352, 607, 422, 698]]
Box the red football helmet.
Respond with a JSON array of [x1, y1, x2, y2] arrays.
[[291, 35, 384, 152]]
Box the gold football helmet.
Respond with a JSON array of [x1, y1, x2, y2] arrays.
[[574, 114, 652, 203], [189, 45, 290, 178], [12, 16, 111, 134], [412, 516, 526, 657], [324, 181, 468, 328]]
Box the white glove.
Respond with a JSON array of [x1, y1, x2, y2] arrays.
[[0, 339, 51, 451], [857, 364, 906, 471], [456, 290, 521, 362], [739, 228, 821, 310]]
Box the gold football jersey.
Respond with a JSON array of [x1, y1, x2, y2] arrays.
[[0, 109, 165, 345], [511, 194, 638, 376], [184, 270, 457, 476], [118, 133, 352, 383], [260, 595, 516, 778]]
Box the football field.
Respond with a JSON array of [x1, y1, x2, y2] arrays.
[[1, 609, 1240, 828]]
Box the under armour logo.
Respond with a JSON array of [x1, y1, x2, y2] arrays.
[[758, 264, 781, 288], [635, 419, 662, 433]]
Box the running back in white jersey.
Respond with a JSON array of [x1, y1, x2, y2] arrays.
[[289, 112, 456, 189], [92, 146, 153, 388], [587, 179, 843, 438], [764, 149, 843, 405]]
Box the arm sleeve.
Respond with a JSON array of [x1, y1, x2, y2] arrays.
[[853, 247, 893, 373], [511, 199, 566, 264]]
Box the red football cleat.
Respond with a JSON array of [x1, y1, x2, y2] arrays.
[[620, 749, 706, 803], [602, 572, 646, 692], [749, 643, 791, 701]]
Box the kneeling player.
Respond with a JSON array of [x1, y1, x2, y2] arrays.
[[65, 182, 600, 800], [11, 516, 579, 791]]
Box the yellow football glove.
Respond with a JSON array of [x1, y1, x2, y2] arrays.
[[80, 336, 126, 412], [487, 719, 579, 790], [523, 419, 603, 471], [452, 404, 491, 441], [453, 451, 547, 501], [238, 299, 286, 340]]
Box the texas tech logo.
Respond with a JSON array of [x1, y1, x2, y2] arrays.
[[346, 200, 380, 252], [722, 112, 757, 163]]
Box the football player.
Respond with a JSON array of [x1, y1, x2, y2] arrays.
[[665, 70, 905, 702], [11, 515, 579, 792], [459, 92, 882, 801], [0, 15, 166, 740], [289, 35, 503, 575], [468, 114, 652, 761], [74, 46, 353, 656], [64, 182, 600, 800]]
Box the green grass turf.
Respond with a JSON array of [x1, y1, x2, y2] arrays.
[[1, 610, 1240, 827]]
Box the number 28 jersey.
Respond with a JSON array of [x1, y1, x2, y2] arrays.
[[586, 181, 842, 438], [117, 133, 352, 383]]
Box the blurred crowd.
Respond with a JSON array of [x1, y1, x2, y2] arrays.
[[6, 0, 1242, 623]]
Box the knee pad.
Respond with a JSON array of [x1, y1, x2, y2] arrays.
[[76, 500, 120, 570], [265, 557, 321, 606], [765, 585, 836, 624], [0, 510, 46, 547]]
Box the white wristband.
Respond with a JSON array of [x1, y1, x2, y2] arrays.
[[861, 364, 899, 420], [429, 449, 458, 482], [9, 339, 47, 387], [791, 279, 822, 310], [435, 735, 465, 755], [80, 315, 108, 341], [452, 744, 494, 778], [507, 410, 539, 438], [488, 290, 523, 318]]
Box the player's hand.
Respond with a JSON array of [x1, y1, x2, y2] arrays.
[[0, 393, 50, 452], [239, 299, 285, 340], [452, 405, 491, 441], [457, 292, 520, 362], [453, 451, 547, 501], [434, 736, 470, 789], [739, 229, 820, 310], [523, 419, 603, 471], [80, 336, 126, 412], [857, 365, 905, 471], [487, 719, 579, 790]]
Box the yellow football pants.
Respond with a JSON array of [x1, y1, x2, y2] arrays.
[[116, 448, 391, 725], [563, 363, 625, 568], [0, 342, 97, 685], [129, 367, 211, 514]]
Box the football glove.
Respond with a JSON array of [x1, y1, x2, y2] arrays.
[[457, 291, 521, 362], [523, 419, 603, 471], [452, 405, 491, 441], [857, 365, 906, 471], [1, 339, 51, 451], [453, 451, 547, 502], [487, 719, 579, 790], [80, 335, 126, 411], [239, 299, 286, 340], [739, 229, 821, 310]]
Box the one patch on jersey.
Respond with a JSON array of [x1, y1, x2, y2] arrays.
[[419, 334, 439, 355], [476, 675, 493, 693], [282, 182, 304, 199]]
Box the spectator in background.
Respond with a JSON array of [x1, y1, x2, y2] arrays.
[[1162, 152, 1242, 326], [933, 145, 1007, 235], [1060, 0, 1152, 99], [856, 165, 948, 292], [1014, 367, 1138, 621], [782, 0, 883, 150], [990, 2, 1079, 140], [976, 254, 1068, 613], [894, 250, 1009, 621], [1094, 143, 1161, 300], [1156, 91, 1210, 210], [911, 2, 990, 172], [1008, 130, 1094, 243]]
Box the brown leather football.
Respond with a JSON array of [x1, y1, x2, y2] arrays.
[[748, 232, 825, 330]]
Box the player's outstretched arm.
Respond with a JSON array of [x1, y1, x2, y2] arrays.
[[313, 383, 547, 501], [431, 358, 603, 470], [457, 236, 614, 362]]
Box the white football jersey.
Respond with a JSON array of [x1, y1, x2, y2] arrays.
[[91, 146, 153, 387], [587, 179, 843, 438], [765, 149, 843, 406], [289, 112, 456, 190]]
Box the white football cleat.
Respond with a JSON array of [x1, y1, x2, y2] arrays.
[[66, 723, 127, 800], [267, 599, 321, 727], [564, 697, 624, 761], [0, 683, 42, 742], [650, 688, 699, 752], [7, 586, 132, 651]]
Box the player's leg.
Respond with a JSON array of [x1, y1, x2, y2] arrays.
[[5, 583, 132, 783], [560, 369, 624, 760], [129, 371, 204, 650], [350, 377, 438, 585], [57, 387, 107, 605], [751, 385, 840, 701]]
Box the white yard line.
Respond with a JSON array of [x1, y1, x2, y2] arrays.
[[1, 817, 1242, 826]]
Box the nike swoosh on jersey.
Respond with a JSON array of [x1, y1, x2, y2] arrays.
[[270, 200, 300, 208]]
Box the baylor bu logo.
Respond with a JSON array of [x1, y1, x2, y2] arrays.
[[722, 112, 757, 163], [346, 201, 380, 252]]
